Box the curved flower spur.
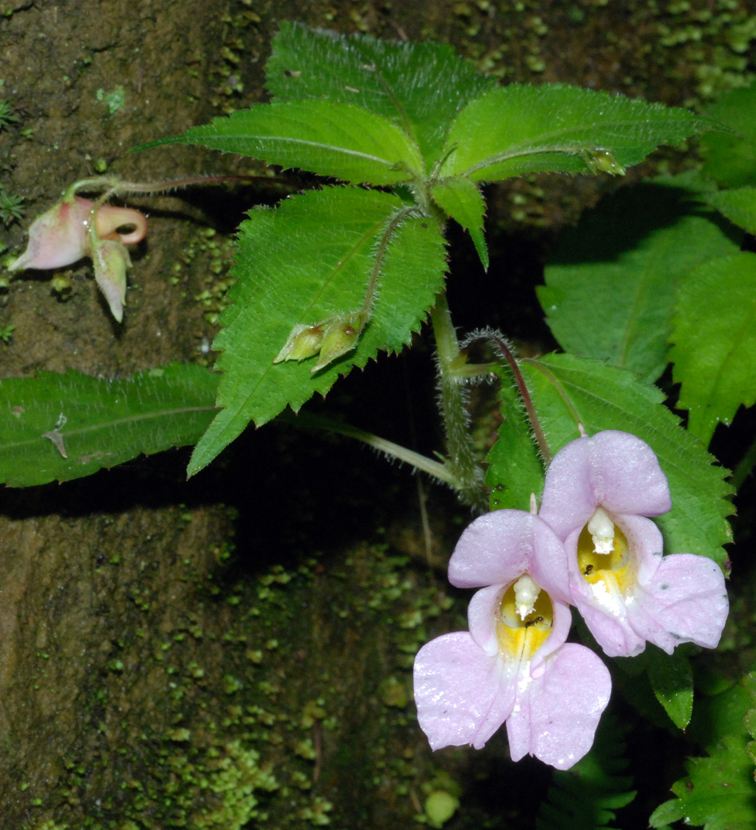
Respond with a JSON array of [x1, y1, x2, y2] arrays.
[[413, 510, 611, 770], [538, 430, 729, 659]]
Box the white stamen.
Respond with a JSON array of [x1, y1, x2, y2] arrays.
[[514, 574, 540, 620], [587, 506, 615, 554]]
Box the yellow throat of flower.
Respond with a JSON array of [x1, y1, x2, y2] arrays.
[[577, 508, 634, 596], [496, 576, 553, 661]]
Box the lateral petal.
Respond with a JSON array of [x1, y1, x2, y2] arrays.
[[413, 632, 516, 750]]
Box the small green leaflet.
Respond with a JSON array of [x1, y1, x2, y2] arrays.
[[670, 251, 756, 447], [188, 187, 447, 476], [437, 84, 716, 182], [644, 646, 694, 730], [540, 179, 742, 383], [536, 716, 636, 830], [265, 20, 496, 165], [430, 176, 488, 269], [519, 353, 733, 568], [706, 186, 756, 235], [0, 364, 218, 487], [137, 100, 424, 186], [649, 673, 756, 830], [486, 365, 544, 511], [700, 81, 756, 188]]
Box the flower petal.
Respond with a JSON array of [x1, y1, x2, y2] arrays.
[[413, 632, 516, 750], [630, 554, 729, 654], [506, 644, 611, 770], [9, 198, 92, 272], [448, 511, 570, 601], [540, 431, 672, 541], [468, 584, 505, 656]]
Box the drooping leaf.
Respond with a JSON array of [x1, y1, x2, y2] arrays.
[[540, 180, 742, 383], [486, 365, 544, 511], [438, 84, 718, 182], [536, 715, 636, 830], [649, 672, 756, 830], [644, 646, 694, 730], [188, 187, 447, 476], [670, 251, 756, 447], [431, 176, 488, 269], [706, 186, 756, 235], [265, 20, 496, 165], [137, 100, 424, 185], [700, 81, 756, 188], [0, 364, 219, 487], [520, 353, 733, 568]]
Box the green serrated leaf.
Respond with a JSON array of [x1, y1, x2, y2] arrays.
[[706, 186, 756, 235], [0, 364, 218, 487], [645, 646, 694, 729], [520, 353, 733, 568], [536, 715, 636, 830], [670, 251, 756, 446], [701, 81, 756, 188], [540, 180, 742, 383], [188, 187, 446, 476], [137, 100, 424, 185], [649, 672, 756, 830], [438, 84, 716, 182], [431, 176, 488, 269], [485, 366, 544, 511], [265, 21, 496, 165]]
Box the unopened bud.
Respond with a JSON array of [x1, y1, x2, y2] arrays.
[[273, 323, 325, 363], [311, 313, 365, 373], [90, 230, 130, 323]]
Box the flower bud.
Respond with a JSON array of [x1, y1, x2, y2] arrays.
[[311, 313, 365, 373], [90, 232, 131, 323], [273, 323, 326, 363]]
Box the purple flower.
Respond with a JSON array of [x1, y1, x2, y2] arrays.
[[539, 430, 729, 658], [413, 510, 611, 770]]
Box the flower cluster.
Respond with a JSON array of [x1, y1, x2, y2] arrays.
[[10, 190, 147, 322], [413, 430, 729, 770]]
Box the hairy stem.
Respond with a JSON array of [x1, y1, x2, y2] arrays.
[[493, 338, 551, 465], [430, 293, 487, 509]]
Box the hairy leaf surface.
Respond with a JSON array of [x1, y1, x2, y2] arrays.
[[138, 100, 424, 185], [670, 252, 756, 447], [265, 20, 495, 165], [540, 181, 741, 383], [431, 176, 488, 269], [650, 673, 756, 830], [438, 85, 715, 182], [189, 187, 447, 476], [0, 364, 218, 487], [707, 186, 756, 235], [520, 353, 732, 568], [701, 81, 756, 187]]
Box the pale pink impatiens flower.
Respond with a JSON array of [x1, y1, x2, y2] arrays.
[[9, 194, 147, 322], [413, 510, 611, 770], [538, 430, 729, 659]]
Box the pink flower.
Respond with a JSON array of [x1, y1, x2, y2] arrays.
[[413, 511, 611, 770], [539, 430, 729, 658], [9, 195, 147, 321]]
